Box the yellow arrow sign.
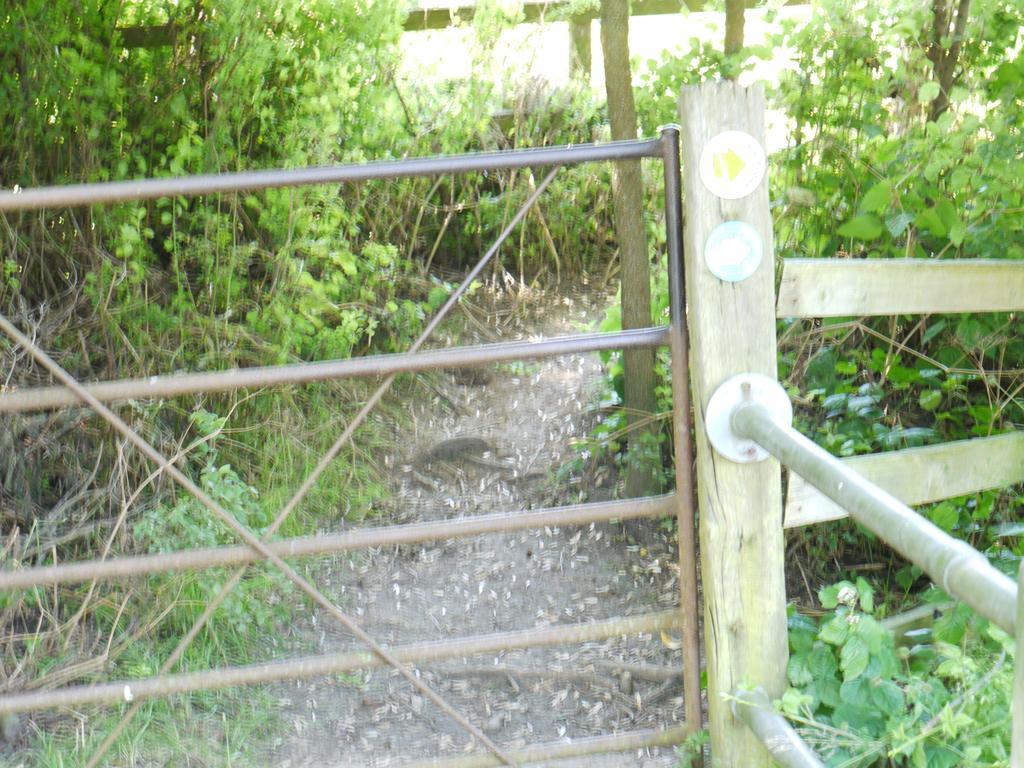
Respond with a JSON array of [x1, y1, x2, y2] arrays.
[[712, 148, 746, 182]]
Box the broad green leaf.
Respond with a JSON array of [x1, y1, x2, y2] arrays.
[[838, 213, 883, 240], [928, 501, 959, 533], [919, 389, 942, 411], [915, 207, 947, 238], [840, 634, 870, 680], [860, 181, 892, 214], [820, 615, 850, 646], [855, 577, 874, 613], [919, 81, 941, 103], [871, 679, 905, 715]]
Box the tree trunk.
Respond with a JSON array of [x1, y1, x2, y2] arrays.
[[569, 15, 592, 81], [927, 0, 971, 122], [600, 0, 658, 497], [724, 0, 745, 59]]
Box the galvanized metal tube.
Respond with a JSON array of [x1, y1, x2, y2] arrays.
[[733, 688, 826, 768], [0, 139, 660, 212], [660, 124, 702, 730], [1013, 559, 1024, 768], [0, 327, 669, 414], [0, 495, 674, 590], [399, 724, 691, 768], [0, 609, 681, 715], [732, 402, 1018, 635]]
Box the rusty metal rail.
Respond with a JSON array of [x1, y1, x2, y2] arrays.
[[0, 139, 660, 211], [0, 610, 680, 715], [1, 495, 674, 590], [0, 130, 700, 766], [0, 326, 668, 413]]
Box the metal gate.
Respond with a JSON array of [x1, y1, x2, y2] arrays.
[[0, 127, 701, 766]]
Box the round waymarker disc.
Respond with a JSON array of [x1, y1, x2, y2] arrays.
[[704, 221, 763, 282], [698, 130, 766, 200], [705, 373, 792, 464]]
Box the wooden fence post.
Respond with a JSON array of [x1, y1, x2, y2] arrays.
[[678, 81, 788, 766]]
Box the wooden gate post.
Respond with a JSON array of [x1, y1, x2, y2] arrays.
[[678, 81, 788, 766]]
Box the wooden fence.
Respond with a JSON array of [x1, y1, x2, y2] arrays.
[[681, 80, 1023, 766]]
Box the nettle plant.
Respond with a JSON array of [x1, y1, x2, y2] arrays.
[[783, 582, 1015, 767]]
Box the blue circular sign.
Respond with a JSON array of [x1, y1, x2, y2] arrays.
[[703, 221, 763, 282]]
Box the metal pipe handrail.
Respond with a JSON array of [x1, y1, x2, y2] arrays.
[[0, 495, 674, 590], [0, 326, 669, 413], [732, 402, 1017, 635], [733, 688, 826, 768], [0, 138, 662, 211]]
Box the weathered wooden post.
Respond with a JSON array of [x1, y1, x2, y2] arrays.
[[679, 81, 788, 765]]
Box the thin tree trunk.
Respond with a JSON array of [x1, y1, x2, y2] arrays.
[[600, 0, 658, 497], [928, 0, 971, 122], [569, 15, 591, 81], [724, 0, 745, 59]]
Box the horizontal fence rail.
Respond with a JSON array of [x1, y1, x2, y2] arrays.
[[0, 495, 675, 589], [777, 258, 1024, 317], [733, 689, 826, 768], [732, 401, 1018, 635], [784, 432, 1024, 527], [0, 610, 681, 716], [0, 138, 661, 211], [0, 326, 669, 413]]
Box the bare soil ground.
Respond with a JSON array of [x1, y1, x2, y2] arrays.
[[258, 289, 688, 767]]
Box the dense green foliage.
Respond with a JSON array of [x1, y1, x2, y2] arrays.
[[2, 0, 1023, 763], [783, 582, 1015, 767]]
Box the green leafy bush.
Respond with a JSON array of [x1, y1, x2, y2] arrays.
[[784, 583, 1015, 767]]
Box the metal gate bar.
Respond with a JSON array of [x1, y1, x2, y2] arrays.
[[1, 495, 675, 590], [85, 165, 563, 766], [0, 131, 700, 765], [0, 139, 660, 211], [0, 610, 680, 715], [399, 723, 692, 768], [0, 314, 519, 766], [0, 327, 668, 413]]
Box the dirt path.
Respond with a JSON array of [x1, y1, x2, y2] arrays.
[[259, 290, 687, 767]]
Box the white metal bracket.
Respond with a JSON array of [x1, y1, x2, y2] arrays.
[[705, 373, 792, 463]]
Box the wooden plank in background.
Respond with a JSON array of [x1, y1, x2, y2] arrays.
[[784, 432, 1024, 528], [117, 0, 811, 44], [777, 259, 1024, 317]]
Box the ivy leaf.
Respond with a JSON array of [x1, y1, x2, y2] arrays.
[[841, 634, 870, 680], [928, 501, 959, 533], [886, 212, 914, 237], [919, 389, 942, 411], [838, 213, 883, 240]]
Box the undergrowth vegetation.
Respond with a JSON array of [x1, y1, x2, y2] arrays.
[[0, 0, 1022, 763]]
